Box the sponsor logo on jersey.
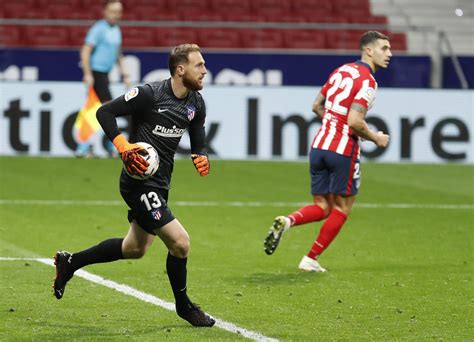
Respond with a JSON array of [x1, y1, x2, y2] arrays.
[[152, 124, 186, 138], [124, 87, 139, 101], [186, 105, 196, 121]]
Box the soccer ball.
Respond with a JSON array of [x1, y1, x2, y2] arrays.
[[123, 142, 159, 180]]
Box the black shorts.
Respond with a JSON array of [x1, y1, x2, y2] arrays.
[[92, 71, 112, 103], [120, 182, 175, 235]]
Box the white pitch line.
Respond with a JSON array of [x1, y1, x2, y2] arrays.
[[0, 257, 277, 342], [0, 199, 472, 210]]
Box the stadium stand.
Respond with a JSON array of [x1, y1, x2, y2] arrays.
[[0, 0, 409, 51], [371, 0, 474, 54]]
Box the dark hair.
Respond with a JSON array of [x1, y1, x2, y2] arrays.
[[168, 43, 201, 76], [360, 31, 390, 50]]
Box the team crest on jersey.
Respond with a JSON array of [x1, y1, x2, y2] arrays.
[[151, 209, 162, 221], [366, 87, 375, 99], [186, 105, 196, 121], [124, 87, 139, 102]]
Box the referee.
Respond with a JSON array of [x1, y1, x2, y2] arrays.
[[78, 0, 130, 156], [54, 44, 215, 327]]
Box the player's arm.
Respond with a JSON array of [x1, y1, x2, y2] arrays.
[[189, 100, 210, 177], [347, 104, 389, 148], [81, 23, 101, 87], [96, 85, 153, 175], [80, 44, 94, 87], [312, 92, 325, 119]]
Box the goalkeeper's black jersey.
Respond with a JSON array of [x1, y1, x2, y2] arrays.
[[97, 78, 207, 189]]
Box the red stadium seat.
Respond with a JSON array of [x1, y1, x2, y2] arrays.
[[68, 26, 90, 47], [121, 27, 157, 48], [358, 15, 388, 24], [265, 12, 310, 23], [122, 0, 167, 9], [0, 25, 25, 47], [223, 12, 264, 22], [155, 28, 198, 47], [24, 25, 70, 47], [389, 33, 407, 51], [122, 0, 168, 20], [332, 0, 370, 18], [76, 0, 106, 19], [292, 0, 333, 14], [241, 29, 284, 49], [167, 0, 209, 12], [251, 0, 291, 17], [197, 29, 242, 48], [182, 11, 224, 21], [283, 30, 326, 49], [325, 30, 364, 50], [131, 7, 180, 21], [209, 0, 251, 13], [3, 0, 43, 19], [37, 0, 82, 7], [48, 4, 91, 19]]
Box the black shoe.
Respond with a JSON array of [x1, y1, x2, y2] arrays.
[[53, 251, 74, 299], [176, 302, 215, 327]]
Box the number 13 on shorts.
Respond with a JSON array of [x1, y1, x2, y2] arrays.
[[140, 192, 162, 211]]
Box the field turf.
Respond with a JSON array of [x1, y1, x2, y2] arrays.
[[0, 157, 472, 341]]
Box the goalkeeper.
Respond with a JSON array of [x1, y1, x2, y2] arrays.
[[52, 44, 214, 327]]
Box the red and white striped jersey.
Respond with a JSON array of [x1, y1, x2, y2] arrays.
[[312, 61, 377, 157]]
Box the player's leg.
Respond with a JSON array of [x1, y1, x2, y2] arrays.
[[264, 148, 330, 255], [156, 219, 215, 327], [121, 220, 155, 258], [300, 151, 360, 272], [92, 71, 116, 157], [53, 222, 155, 299], [92, 71, 112, 103], [301, 195, 354, 270]]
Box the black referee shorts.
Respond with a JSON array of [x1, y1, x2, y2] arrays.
[[92, 71, 112, 103], [120, 182, 175, 235]]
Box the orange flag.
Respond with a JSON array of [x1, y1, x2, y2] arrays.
[[74, 87, 102, 143]]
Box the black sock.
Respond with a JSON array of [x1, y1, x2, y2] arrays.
[[71, 238, 124, 271], [166, 252, 191, 307]]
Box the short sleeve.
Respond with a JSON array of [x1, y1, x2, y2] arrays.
[[353, 77, 377, 110], [320, 69, 337, 98], [85, 22, 102, 46]]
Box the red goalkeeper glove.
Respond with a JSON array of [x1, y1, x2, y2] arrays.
[[112, 134, 149, 176], [191, 154, 210, 177]]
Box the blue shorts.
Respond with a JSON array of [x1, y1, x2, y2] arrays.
[[309, 148, 361, 196]]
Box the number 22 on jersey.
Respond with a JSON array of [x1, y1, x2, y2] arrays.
[[325, 73, 370, 116]]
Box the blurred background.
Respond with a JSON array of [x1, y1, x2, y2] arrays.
[[0, 0, 473, 162]]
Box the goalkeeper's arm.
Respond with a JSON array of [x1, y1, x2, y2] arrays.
[[188, 100, 209, 176], [96, 86, 153, 175]]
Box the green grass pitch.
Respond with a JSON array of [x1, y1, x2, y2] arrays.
[[0, 156, 472, 341]]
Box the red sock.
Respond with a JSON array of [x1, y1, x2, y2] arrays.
[[288, 205, 326, 226], [307, 209, 347, 259]]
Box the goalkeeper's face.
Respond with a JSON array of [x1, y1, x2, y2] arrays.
[[182, 51, 207, 91]]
